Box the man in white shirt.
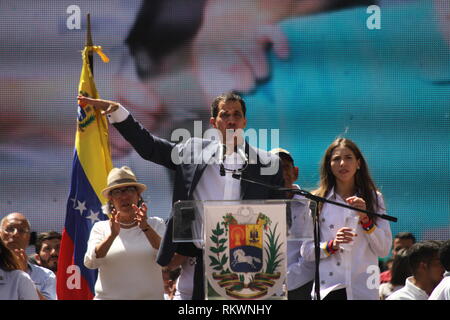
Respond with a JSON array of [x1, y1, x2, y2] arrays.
[[429, 240, 450, 300], [388, 241, 444, 300]]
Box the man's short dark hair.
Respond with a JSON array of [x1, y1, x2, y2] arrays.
[[395, 232, 416, 243], [35, 231, 62, 254], [407, 241, 441, 274], [211, 92, 246, 119], [439, 240, 450, 271]]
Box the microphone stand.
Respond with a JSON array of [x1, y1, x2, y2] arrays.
[[232, 172, 397, 300]]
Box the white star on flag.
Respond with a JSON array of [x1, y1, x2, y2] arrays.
[[86, 210, 100, 225], [74, 200, 87, 215]]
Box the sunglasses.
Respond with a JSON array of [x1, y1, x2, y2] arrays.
[[110, 186, 137, 198]]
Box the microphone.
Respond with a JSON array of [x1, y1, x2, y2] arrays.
[[236, 145, 248, 164], [217, 143, 226, 165], [218, 143, 226, 176]]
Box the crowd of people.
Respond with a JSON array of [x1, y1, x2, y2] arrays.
[[1, 93, 449, 300]]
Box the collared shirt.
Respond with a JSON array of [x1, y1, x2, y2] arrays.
[[27, 263, 57, 300], [301, 188, 392, 300], [428, 271, 450, 300], [287, 187, 315, 290], [182, 133, 244, 299], [193, 151, 243, 202], [387, 276, 429, 300]]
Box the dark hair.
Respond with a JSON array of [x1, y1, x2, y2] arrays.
[[169, 267, 182, 281], [0, 238, 20, 271], [395, 232, 416, 243], [407, 241, 441, 275], [126, 0, 207, 78], [210, 92, 246, 119], [390, 248, 412, 286], [326, 0, 377, 11], [439, 240, 450, 271], [314, 138, 380, 222], [35, 231, 62, 254], [278, 152, 294, 166]]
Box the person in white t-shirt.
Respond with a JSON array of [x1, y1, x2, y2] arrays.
[[387, 241, 444, 300], [429, 240, 450, 300], [84, 166, 166, 300], [301, 138, 392, 300]]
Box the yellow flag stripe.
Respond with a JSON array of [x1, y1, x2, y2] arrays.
[[75, 47, 113, 204]]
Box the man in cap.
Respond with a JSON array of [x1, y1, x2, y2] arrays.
[[0, 213, 57, 300], [270, 148, 315, 299]]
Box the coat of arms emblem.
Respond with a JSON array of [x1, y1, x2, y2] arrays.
[[205, 204, 287, 300]]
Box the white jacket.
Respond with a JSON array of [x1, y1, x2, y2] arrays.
[[301, 188, 392, 300]]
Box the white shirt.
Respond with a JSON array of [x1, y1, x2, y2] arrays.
[[0, 269, 39, 300], [387, 276, 429, 300], [287, 189, 315, 290], [173, 257, 197, 300], [193, 151, 243, 202], [179, 149, 245, 299], [428, 271, 450, 300], [301, 188, 392, 300], [379, 282, 403, 300], [84, 217, 166, 300]]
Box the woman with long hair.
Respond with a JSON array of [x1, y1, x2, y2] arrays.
[[301, 138, 392, 299], [0, 237, 39, 299]]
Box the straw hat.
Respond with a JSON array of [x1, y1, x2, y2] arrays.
[[101, 166, 147, 198]]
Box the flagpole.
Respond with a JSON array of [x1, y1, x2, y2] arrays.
[[86, 13, 94, 74]]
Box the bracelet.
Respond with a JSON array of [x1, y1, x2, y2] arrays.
[[325, 240, 338, 255], [360, 219, 376, 233]]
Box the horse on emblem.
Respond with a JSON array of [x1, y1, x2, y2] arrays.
[[231, 249, 262, 268]]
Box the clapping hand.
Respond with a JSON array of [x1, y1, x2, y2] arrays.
[[13, 248, 28, 272], [133, 202, 150, 230], [109, 208, 121, 236]]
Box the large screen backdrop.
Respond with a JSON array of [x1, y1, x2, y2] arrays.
[[0, 0, 448, 251]]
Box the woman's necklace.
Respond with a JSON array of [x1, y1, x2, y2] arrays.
[[119, 220, 136, 227]]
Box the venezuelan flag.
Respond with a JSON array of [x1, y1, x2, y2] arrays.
[[56, 46, 111, 299]]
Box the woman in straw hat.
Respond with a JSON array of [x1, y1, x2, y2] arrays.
[[84, 166, 166, 299]]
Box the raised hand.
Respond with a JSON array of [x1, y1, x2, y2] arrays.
[[133, 202, 150, 230], [109, 208, 121, 237], [77, 95, 119, 115], [13, 248, 28, 271]]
